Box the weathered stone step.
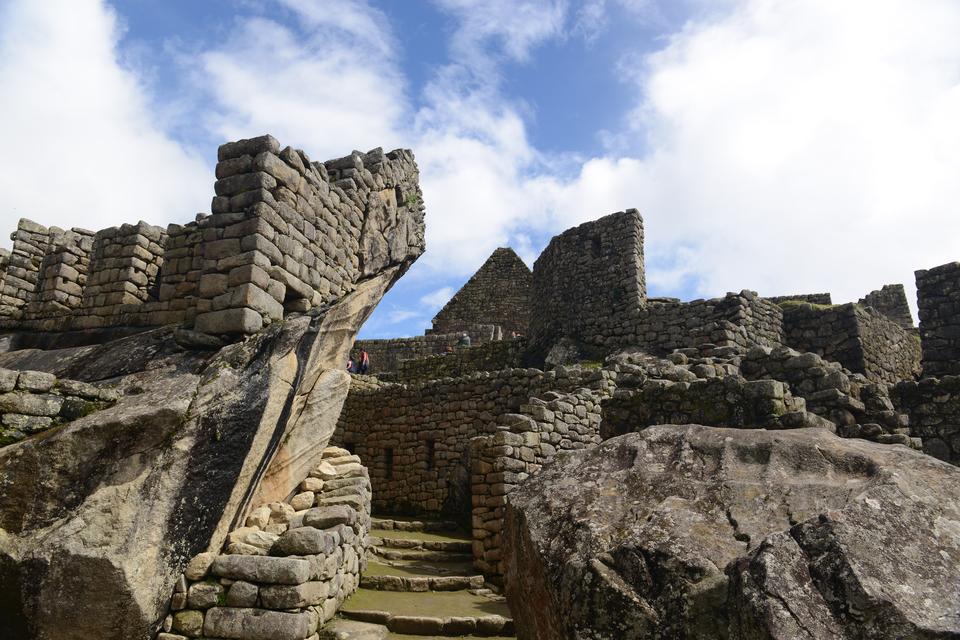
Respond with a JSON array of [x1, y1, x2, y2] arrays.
[[370, 547, 473, 563], [361, 573, 485, 592], [369, 534, 471, 554], [340, 588, 513, 637], [371, 517, 461, 533]]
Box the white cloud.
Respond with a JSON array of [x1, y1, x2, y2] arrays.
[[420, 286, 455, 311], [532, 0, 960, 310], [197, 6, 407, 161], [386, 309, 420, 324], [0, 0, 210, 242]]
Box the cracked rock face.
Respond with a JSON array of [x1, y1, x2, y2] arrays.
[[503, 425, 960, 639], [0, 266, 407, 640]]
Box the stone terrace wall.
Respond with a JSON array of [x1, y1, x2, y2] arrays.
[[431, 247, 532, 336], [766, 293, 833, 305], [389, 339, 525, 383], [0, 219, 54, 323], [916, 262, 960, 377], [636, 291, 784, 356], [781, 301, 920, 385], [21, 228, 94, 329], [354, 325, 500, 374], [163, 138, 425, 335], [332, 366, 613, 517], [470, 388, 604, 581], [71, 222, 167, 329], [1, 135, 425, 337], [893, 377, 960, 465], [528, 209, 645, 358], [859, 284, 914, 330], [0, 367, 118, 446], [159, 447, 370, 640]]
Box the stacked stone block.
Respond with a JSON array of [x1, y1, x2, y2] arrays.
[[431, 247, 532, 336], [332, 365, 614, 516], [389, 338, 525, 382], [766, 293, 833, 305], [858, 284, 915, 330], [161, 135, 425, 335], [916, 262, 960, 377], [0, 219, 54, 323], [470, 388, 603, 580], [528, 209, 646, 358], [72, 222, 167, 328], [893, 377, 960, 465], [0, 367, 118, 446], [22, 228, 95, 328], [159, 447, 370, 640], [0, 135, 425, 336], [636, 291, 784, 355], [781, 301, 920, 385], [353, 326, 501, 374]]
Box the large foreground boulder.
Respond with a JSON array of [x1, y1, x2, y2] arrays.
[[504, 425, 960, 639]]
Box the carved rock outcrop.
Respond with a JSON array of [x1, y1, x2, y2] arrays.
[[0, 138, 425, 639], [503, 425, 960, 639]]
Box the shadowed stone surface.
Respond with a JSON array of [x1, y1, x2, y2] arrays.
[[503, 425, 960, 639]]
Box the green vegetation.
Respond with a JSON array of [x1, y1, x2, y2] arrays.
[[777, 300, 837, 311]]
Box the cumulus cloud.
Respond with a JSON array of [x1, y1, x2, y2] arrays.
[[0, 0, 210, 240], [197, 2, 407, 161], [549, 0, 960, 307]]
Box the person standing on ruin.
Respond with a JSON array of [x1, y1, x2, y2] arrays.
[[457, 332, 471, 348], [346, 356, 354, 373], [359, 349, 370, 374]]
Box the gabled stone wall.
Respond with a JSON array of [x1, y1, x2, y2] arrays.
[[858, 284, 914, 330], [431, 247, 532, 336]]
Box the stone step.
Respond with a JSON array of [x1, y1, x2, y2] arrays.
[[370, 547, 473, 563], [340, 588, 513, 637], [371, 517, 461, 533], [361, 573, 485, 592], [369, 534, 471, 554]]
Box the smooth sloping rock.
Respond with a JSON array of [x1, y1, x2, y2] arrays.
[[504, 425, 960, 639], [0, 267, 417, 639]]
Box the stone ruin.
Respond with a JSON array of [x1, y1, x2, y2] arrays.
[[0, 132, 958, 640]]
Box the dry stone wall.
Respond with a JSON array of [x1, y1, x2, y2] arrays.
[[21, 228, 94, 329], [528, 209, 646, 358], [781, 301, 920, 384], [159, 447, 370, 640], [766, 293, 833, 305], [0, 135, 425, 337], [332, 366, 612, 517], [353, 325, 500, 374], [858, 283, 914, 330], [0, 219, 55, 323], [916, 261, 960, 377], [431, 247, 532, 336], [388, 339, 525, 382], [470, 388, 605, 581], [893, 377, 960, 465], [635, 291, 783, 356], [0, 367, 118, 446]]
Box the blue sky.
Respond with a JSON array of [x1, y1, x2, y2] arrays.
[[1, 0, 959, 338]]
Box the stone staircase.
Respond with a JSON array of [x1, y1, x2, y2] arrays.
[[322, 516, 514, 639]]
